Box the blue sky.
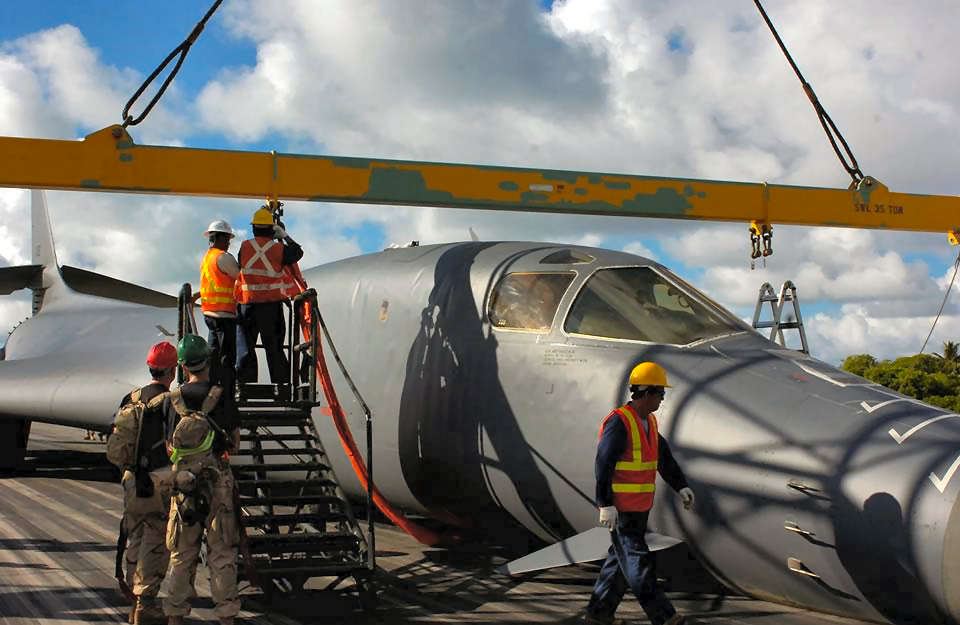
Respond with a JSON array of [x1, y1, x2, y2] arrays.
[[2, 1, 254, 99], [2, 1, 959, 363]]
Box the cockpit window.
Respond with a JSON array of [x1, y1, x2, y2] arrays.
[[489, 272, 575, 331], [564, 267, 745, 344]]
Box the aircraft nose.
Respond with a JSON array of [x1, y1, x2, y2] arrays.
[[941, 494, 960, 622]]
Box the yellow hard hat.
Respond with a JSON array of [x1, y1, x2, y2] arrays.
[[628, 362, 671, 388], [251, 207, 274, 226]]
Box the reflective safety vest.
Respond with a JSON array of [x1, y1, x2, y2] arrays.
[[235, 237, 293, 304], [200, 248, 237, 314], [599, 404, 659, 512]]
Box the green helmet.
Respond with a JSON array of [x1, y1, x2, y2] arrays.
[[177, 334, 211, 368]]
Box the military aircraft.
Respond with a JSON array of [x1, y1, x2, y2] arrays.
[[1, 190, 959, 625]]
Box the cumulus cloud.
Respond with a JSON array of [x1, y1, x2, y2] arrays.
[[2, 1, 960, 366]]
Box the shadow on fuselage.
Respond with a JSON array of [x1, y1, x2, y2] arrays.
[[396, 243, 577, 546]]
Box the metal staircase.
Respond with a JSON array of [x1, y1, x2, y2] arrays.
[[177, 285, 375, 606]]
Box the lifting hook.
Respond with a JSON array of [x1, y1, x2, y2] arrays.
[[750, 220, 773, 268]]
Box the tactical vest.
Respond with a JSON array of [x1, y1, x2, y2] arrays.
[[168, 386, 225, 464], [106, 387, 168, 470], [599, 404, 659, 512], [200, 248, 237, 314]]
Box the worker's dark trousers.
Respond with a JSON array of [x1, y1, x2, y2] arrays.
[[587, 511, 677, 625], [204, 315, 236, 395], [236, 302, 289, 385]]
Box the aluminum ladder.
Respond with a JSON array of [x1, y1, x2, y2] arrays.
[[751, 281, 809, 354]]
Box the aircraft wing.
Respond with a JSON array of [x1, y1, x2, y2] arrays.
[[498, 527, 683, 575]]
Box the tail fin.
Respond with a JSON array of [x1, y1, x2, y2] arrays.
[[0, 191, 60, 311], [31, 190, 58, 270], [1, 191, 175, 311], [30, 190, 66, 312]]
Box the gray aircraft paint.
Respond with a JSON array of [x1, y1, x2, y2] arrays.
[[0, 192, 957, 624]]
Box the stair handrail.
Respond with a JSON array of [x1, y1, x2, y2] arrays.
[[176, 283, 199, 384], [292, 288, 376, 573]]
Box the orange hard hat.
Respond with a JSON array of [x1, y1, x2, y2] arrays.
[[146, 341, 178, 369]]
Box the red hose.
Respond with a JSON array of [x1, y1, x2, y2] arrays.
[[299, 299, 442, 546]]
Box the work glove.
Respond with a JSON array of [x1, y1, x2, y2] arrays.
[[679, 487, 695, 511], [273, 224, 287, 240], [598, 505, 618, 530]]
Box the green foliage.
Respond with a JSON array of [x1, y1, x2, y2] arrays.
[[842, 347, 960, 408], [842, 354, 876, 377]]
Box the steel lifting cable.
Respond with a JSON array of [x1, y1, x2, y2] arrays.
[[920, 250, 960, 354], [753, 0, 865, 185], [120, 0, 224, 128]]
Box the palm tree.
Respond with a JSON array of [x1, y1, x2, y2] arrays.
[[944, 340, 959, 364]]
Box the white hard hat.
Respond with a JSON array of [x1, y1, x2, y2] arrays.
[[203, 219, 234, 238]]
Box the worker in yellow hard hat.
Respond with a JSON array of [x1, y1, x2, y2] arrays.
[[583, 362, 695, 625], [234, 205, 303, 387]]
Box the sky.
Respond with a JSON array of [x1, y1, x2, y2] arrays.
[[1, 0, 959, 365]]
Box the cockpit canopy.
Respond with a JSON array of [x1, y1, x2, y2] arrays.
[[488, 265, 746, 345]]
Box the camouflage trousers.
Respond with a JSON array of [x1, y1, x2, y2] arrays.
[[121, 471, 171, 599], [163, 458, 240, 619], [124, 520, 141, 591]]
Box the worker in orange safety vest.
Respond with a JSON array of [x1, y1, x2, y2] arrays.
[[198, 220, 240, 394], [584, 362, 696, 625], [234, 206, 303, 386]]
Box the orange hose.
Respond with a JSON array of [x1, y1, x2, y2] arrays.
[[299, 300, 442, 546]]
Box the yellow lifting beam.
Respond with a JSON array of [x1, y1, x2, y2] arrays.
[[2, 125, 960, 243]]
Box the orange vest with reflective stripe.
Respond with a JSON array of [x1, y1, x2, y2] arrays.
[[200, 248, 237, 314], [599, 404, 659, 512], [235, 237, 292, 304]]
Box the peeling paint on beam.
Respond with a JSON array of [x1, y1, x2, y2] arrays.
[[0, 125, 958, 234]]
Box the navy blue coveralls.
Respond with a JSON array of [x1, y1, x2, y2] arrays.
[[587, 411, 689, 624]]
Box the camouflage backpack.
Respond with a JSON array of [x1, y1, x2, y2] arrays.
[[168, 386, 224, 464], [105, 388, 167, 469]]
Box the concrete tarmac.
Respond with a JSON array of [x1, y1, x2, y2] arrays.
[[0, 423, 876, 625]]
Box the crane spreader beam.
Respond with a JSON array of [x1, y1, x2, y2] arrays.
[[2, 125, 959, 237]]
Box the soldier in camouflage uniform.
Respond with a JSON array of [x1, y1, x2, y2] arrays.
[[116, 342, 177, 625], [161, 334, 240, 625]]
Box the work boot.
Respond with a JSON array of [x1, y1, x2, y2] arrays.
[[167, 617, 184, 625], [663, 614, 687, 625], [582, 611, 628, 625], [128, 605, 136, 624], [133, 597, 166, 625]]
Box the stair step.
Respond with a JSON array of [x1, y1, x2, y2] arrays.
[[237, 479, 337, 489], [232, 462, 328, 472], [239, 433, 314, 442], [239, 415, 312, 427], [240, 512, 350, 527], [232, 448, 322, 457], [246, 562, 367, 577], [238, 383, 291, 399], [246, 533, 360, 550], [239, 495, 346, 507]]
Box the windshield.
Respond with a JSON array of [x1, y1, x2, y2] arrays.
[[489, 272, 575, 331], [564, 267, 745, 344]]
